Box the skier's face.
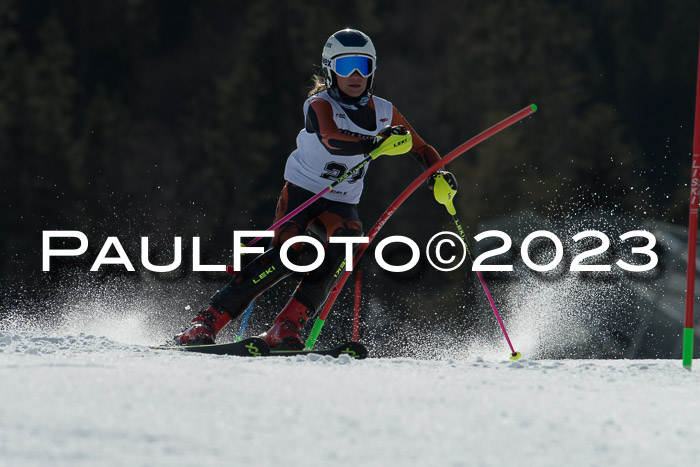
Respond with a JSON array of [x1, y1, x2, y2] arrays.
[[336, 71, 368, 97]]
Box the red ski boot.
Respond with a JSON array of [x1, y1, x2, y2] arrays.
[[261, 297, 309, 350], [174, 305, 232, 345]]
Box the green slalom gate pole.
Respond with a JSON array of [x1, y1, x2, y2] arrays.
[[683, 28, 700, 370], [305, 319, 325, 349]]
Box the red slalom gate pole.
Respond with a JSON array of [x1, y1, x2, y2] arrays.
[[683, 28, 700, 370], [304, 104, 538, 349], [353, 269, 362, 342]]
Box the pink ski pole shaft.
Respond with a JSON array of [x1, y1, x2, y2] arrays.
[[434, 170, 520, 359], [247, 155, 373, 247], [474, 270, 517, 355]]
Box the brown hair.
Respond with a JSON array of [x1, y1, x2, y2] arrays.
[[308, 72, 327, 97]]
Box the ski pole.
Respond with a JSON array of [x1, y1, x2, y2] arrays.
[[225, 132, 412, 272], [246, 155, 372, 246], [246, 132, 413, 247], [224, 242, 258, 340], [234, 301, 256, 342], [305, 104, 538, 349], [433, 173, 521, 360], [231, 155, 377, 336], [232, 132, 413, 339]]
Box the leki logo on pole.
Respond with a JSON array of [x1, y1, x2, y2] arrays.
[[253, 266, 276, 284]]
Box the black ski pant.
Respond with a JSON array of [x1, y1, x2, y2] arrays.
[[210, 182, 363, 319]]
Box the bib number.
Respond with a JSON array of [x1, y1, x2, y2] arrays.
[[321, 162, 365, 184]]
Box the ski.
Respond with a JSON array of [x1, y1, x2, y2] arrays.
[[151, 338, 368, 359], [151, 337, 270, 357], [268, 341, 368, 359]]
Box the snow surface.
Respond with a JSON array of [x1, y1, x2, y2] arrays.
[[1, 331, 699, 467]]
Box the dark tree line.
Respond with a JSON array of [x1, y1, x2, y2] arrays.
[[1, 0, 699, 332]]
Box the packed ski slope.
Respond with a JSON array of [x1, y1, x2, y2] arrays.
[[1, 330, 698, 467]]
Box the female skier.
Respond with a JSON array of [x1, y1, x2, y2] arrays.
[[175, 28, 457, 349]]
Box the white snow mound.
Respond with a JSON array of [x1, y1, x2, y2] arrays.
[[1, 331, 699, 467]]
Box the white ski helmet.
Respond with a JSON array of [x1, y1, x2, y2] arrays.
[[322, 28, 377, 93]]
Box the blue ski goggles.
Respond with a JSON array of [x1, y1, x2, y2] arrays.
[[330, 55, 374, 78]]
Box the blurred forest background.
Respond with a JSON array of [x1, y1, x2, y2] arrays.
[[1, 0, 700, 354]]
